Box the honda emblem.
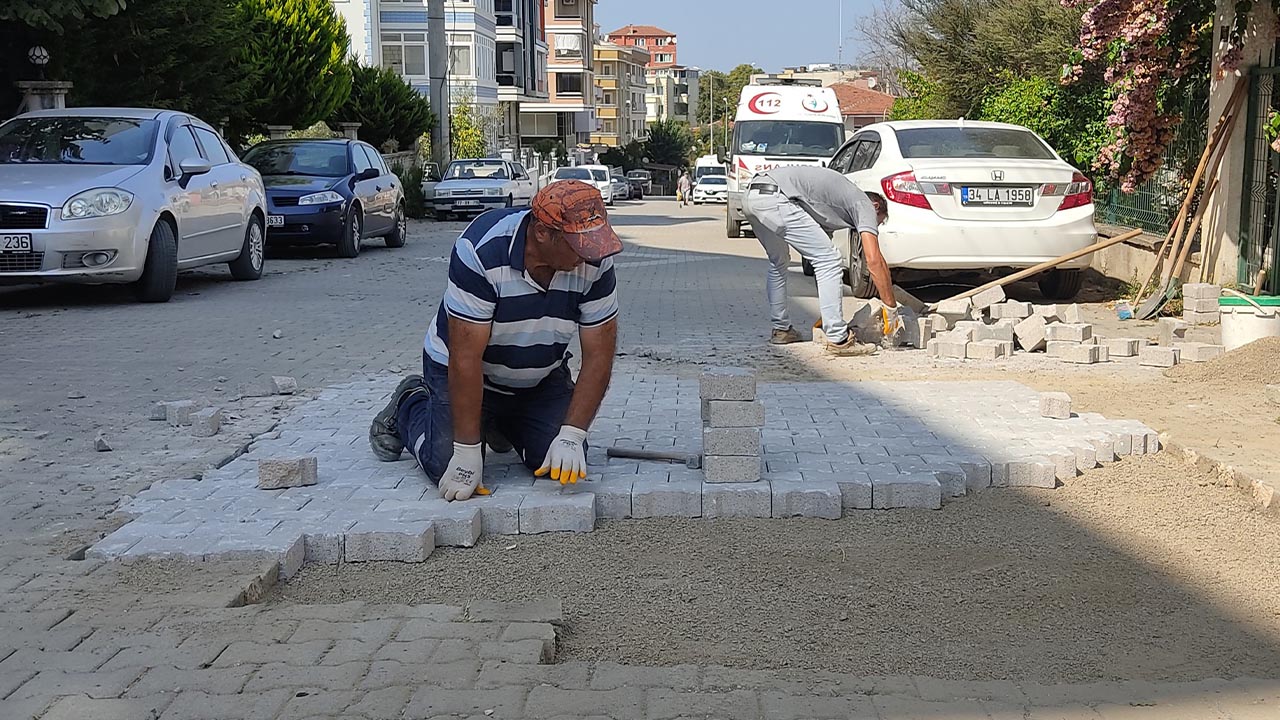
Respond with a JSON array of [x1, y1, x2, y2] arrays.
[[991, 170, 1005, 181]]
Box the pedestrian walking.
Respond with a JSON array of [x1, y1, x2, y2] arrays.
[[677, 170, 692, 207], [368, 180, 622, 500], [740, 165, 910, 356]]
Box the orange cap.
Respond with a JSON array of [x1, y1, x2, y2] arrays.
[[531, 180, 623, 261]]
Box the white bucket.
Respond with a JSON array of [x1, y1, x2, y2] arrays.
[[1219, 296, 1280, 351]]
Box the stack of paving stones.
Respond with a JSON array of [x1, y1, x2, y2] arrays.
[[922, 284, 1227, 367], [1182, 282, 1222, 326], [90, 374, 1159, 576]]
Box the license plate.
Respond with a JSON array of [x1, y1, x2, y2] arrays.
[[455, 200, 481, 208], [267, 215, 284, 227], [1, 234, 32, 252], [962, 187, 1034, 206]]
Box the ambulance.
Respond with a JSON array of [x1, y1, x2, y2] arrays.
[[725, 79, 845, 237]]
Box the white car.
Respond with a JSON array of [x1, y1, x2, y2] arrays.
[[550, 166, 593, 184], [610, 174, 631, 201], [581, 164, 614, 206], [829, 120, 1097, 300], [431, 159, 536, 220], [692, 176, 728, 204]]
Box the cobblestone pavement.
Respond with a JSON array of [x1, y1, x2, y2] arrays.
[[91, 375, 1158, 569], [0, 202, 1275, 718]]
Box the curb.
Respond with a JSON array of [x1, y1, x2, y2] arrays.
[[1159, 433, 1278, 514]]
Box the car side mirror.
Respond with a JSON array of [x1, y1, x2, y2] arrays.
[[177, 158, 212, 187], [356, 167, 379, 181]]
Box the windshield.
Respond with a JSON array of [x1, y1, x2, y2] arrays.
[[446, 160, 507, 179], [553, 167, 591, 181], [243, 142, 350, 177], [733, 120, 843, 158], [896, 127, 1055, 159], [588, 168, 608, 182], [699, 177, 727, 186], [627, 170, 650, 179], [0, 117, 157, 165]]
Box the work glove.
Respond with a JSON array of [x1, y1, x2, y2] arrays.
[[535, 425, 588, 484], [881, 305, 917, 347], [438, 441, 483, 501]]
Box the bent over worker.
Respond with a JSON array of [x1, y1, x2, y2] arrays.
[[368, 180, 622, 501], [741, 164, 910, 355]]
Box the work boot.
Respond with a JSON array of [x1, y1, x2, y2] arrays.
[[824, 334, 879, 357], [770, 327, 803, 345], [369, 375, 426, 462]]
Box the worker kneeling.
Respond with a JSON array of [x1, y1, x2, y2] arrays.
[[741, 165, 912, 354], [368, 181, 622, 501]]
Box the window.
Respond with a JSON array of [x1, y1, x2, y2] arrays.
[[193, 127, 231, 165], [655, 37, 671, 46], [601, 119, 616, 134], [733, 120, 844, 158], [554, 33, 583, 59], [849, 133, 882, 172], [449, 34, 473, 76], [0, 117, 158, 165], [382, 32, 427, 77], [520, 113, 558, 137], [242, 142, 351, 177], [359, 145, 386, 175], [654, 53, 673, 64], [168, 126, 201, 167], [512, 163, 528, 179], [556, 72, 584, 95], [598, 61, 616, 77], [602, 91, 615, 106], [829, 140, 860, 174], [553, 0, 580, 19], [353, 145, 374, 173], [895, 127, 1054, 159]]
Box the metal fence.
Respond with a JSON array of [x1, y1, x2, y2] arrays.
[[1094, 93, 1209, 235], [1239, 68, 1280, 294]]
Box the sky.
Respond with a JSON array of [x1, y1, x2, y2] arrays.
[[593, 0, 880, 73]]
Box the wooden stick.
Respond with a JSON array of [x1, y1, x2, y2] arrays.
[[937, 229, 1145, 304], [1136, 81, 1247, 298], [1163, 115, 1237, 287], [1170, 177, 1219, 283], [1254, 268, 1269, 295]]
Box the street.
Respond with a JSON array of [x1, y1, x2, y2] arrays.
[[2, 199, 1280, 719]]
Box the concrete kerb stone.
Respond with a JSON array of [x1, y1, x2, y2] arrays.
[[702, 482, 772, 518], [703, 400, 765, 428], [518, 492, 596, 533], [632, 480, 702, 518], [702, 427, 763, 457], [703, 454, 762, 483], [699, 367, 757, 401], [871, 472, 942, 510], [770, 479, 841, 519], [345, 520, 435, 562]]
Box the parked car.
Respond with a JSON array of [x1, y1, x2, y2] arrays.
[[610, 174, 632, 201], [431, 159, 536, 220], [692, 175, 728, 204], [549, 167, 593, 184], [626, 169, 652, 195], [419, 162, 442, 210], [0, 107, 266, 302], [827, 120, 1097, 300], [624, 173, 646, 199], [581, 164, 614, 206], [242, 138, 406, 258]]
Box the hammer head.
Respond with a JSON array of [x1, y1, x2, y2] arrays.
[[687, 454, 702, 470]]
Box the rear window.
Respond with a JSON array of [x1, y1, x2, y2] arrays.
[[896, 127, 1055, 160], [553, 167, 591, 180], [589, 168, 607, 181]]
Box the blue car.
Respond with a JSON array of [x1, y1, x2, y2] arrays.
[[242, 138, 407, 258]]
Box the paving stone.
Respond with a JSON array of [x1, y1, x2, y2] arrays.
[[702, 482, 771, 518], [760, 690, 878, 719], [632, 480, 702, 518], [703, 454, 762, 483], [699, 366, 757, 401], [1033, 304, 1061, 321], [936, 338, 968, 359], [989, 301, 1032, 320], [1102, 338, 1142, 357], [646, 688, 761, 720], [566, 480, 631, 519], [966, 340, 1007, 361], [404, 685, 527, 719], [871, 472, 942, 510], [258, 457, 319, 490], [159, 689, 294, 720], [125, 665, 256, 697], [271, 376, 299, 394], [1045, 340, 1077, 358], [1062, 344, 1104, 364], [1046, 323, 1093, 343], [1062, 303, 1084, 323], [927, 312, 949, 332], [43, 696, 174, 720], [360, 659, 479, 690], [1007, 458, 1058, 488], [165, 400, 200, 427], [1139, 346, 1180, 368], [1183, 309, 1220, 325], [392, 500, 483, 546], [703, 400, 765, 428], [1156, 317, 1190, 346], [771, 479, 841, 519], [8, 668, 145, 701], [244, 661, 368, 692], [190, 407, 222, 437], [904, 316, 933, 349], [702, 426, 762, 456], [1184, 296, 1221, 313], [344, 520, 434, 562], [935, 297, 973, 324], [1039, 392, 1072, 419], [975, 323, 1015, 342], [524, 686, 645, 719], [971, 285, 1007, 310], [518, 492, 596, 533], [1014, 315, 1048, 352], [212, 639, 332, 667], [468, 492, 525, 534], [1183, 282, 1221, 300], [1178, 341, 1225, 362]]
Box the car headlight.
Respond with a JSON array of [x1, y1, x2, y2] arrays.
[[484, 188, 502, 196], [298, 191, 344, 206], [434, 188, 450, 198], [62, 188, 134, 220]]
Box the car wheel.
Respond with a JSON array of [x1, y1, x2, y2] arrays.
[[134, 220, 178, 303], [504, 195, 514, 209], [1038, 268, 1084, 300], [337, 207, 362, 258], [802, 258, 815, 277], [385, 203, 408, 248], [845, 243, 877, 299], [726, 211, 742, 238], [228, 215, 265, 281]]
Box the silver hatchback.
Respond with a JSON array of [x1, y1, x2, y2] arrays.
[[0, 108, 267, 302]]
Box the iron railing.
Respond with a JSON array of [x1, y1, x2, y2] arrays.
[[1239, 68, 1280, 294]]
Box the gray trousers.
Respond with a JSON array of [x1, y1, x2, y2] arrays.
[[741, 188, 849, 344]]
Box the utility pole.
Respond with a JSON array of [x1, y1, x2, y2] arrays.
[[428, 0, 451, 167], [837, 0, 843, 68], [709, 75, 714, 156]]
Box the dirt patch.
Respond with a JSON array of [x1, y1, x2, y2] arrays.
[[1167, 336, 1280, 387], [272, 453, 1280, 684]]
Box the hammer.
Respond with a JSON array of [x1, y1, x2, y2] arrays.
[[607, 446, 702, 469]]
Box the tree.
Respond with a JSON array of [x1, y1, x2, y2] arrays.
[[231, 0, 352, 135], [61, 0, 254, 126], [696, 70, 729, 126], [0, 0, 125, 31], [644, 119, 693, 167], [450, 91, 492, 160], [599, 140, 646, 171], [976, 73, 1109, 173], [331, 59, 434, 153], [887, 70, 947, 121]]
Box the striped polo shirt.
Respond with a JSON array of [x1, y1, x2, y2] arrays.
[[424, 208, 619, 392]]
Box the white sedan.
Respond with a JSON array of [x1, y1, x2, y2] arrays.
[[829, 120, 1097, 300], [692, 176, 728, 204]]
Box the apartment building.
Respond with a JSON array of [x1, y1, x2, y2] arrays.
[[495, 0, 549, 147], [518, 0, 598, 150], [590, 42, 649, 147], [604, 24, 698, 125]]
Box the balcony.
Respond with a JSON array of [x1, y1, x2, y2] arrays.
[[674, 103, 689, 116]]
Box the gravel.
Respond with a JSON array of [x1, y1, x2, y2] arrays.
[[271, 453, 1280, 684]]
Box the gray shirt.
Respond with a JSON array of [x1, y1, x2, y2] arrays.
[[760, 165, 879, 236]]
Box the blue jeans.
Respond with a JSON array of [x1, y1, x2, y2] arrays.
[[395, 352, 578, 481]]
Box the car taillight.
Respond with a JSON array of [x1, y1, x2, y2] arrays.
[[1058, 172, 1093, 210], [881, 171, 933, 210]]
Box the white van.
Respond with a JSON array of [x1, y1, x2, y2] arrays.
[[725, 80, 845, 237]]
